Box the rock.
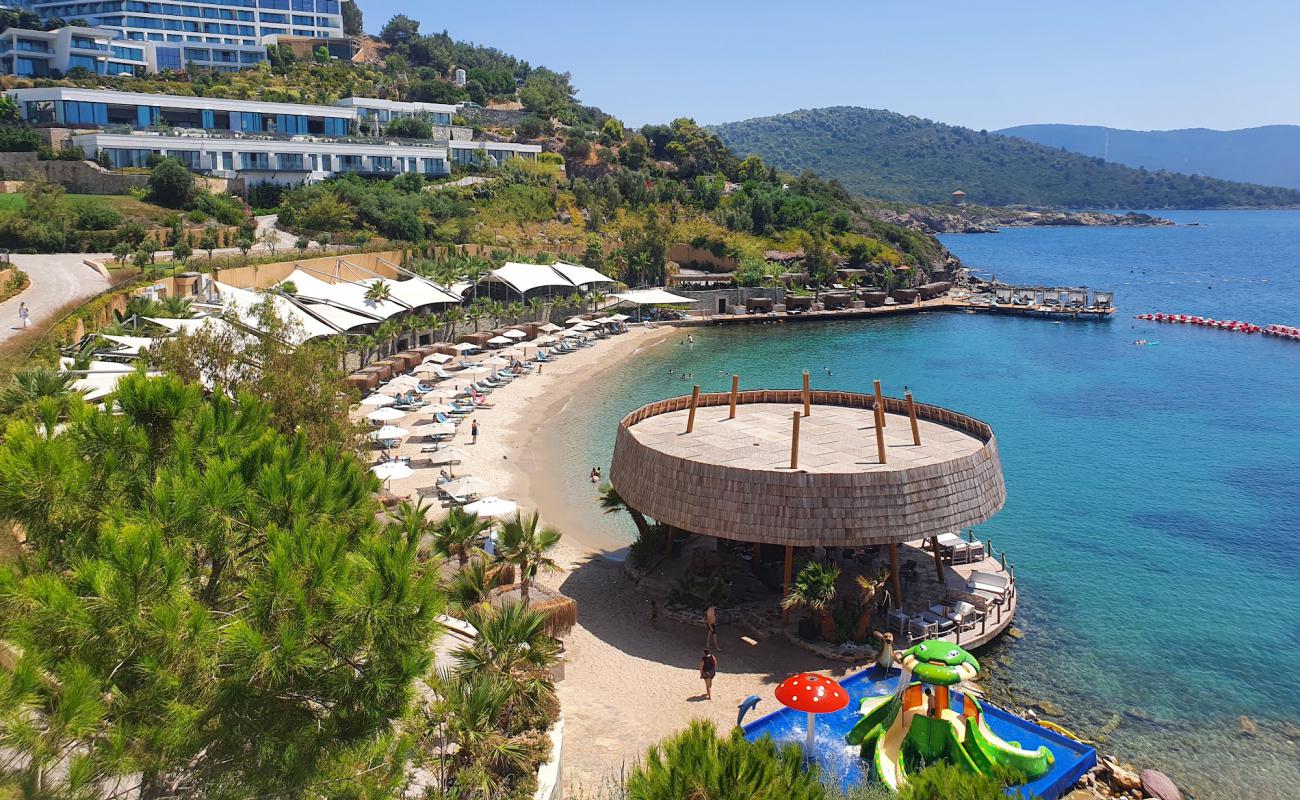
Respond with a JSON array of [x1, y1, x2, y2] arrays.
[[1139, 769, 1182, 800], [1237, 715, 1258, 737], [1278, 721, 1300, 740], [1007, 625, 1025, 639], [1123, 707, 1155, 724], [1030, 698, 1064, 716], [1108, 763, 1142, 793], [1063, 789, 1103, 800]]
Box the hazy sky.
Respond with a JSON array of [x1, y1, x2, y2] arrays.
[[362, 0, 1299, 131]]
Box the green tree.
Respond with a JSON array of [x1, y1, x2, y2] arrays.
[[495, 511, 561, 605], [781, 561, 840, 639], [112, 239, 131, 267], [171, 237, 193, 270], [597, 482, 649, 539], [627, 720, 827, 800], [385, 115, 434, 139], [147, 156, 196, 208], [379, 13, 420, 45], [0, 365, 82, 420], [236, 234, 253, 261], [341, 0, 363, 35], [200, 226, 219, 260], [455, 603, 560, 726]]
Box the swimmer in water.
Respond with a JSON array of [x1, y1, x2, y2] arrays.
[[688, 334, 694, 344]]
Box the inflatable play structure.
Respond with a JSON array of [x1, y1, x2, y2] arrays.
[[846, 640, 1054, 791]]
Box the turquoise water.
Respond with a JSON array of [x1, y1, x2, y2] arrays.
[[542, 210, 1300, 799]]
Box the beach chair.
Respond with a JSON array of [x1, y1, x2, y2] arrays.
[[935, 532, 967, 564], [433, 412, 459, 427]]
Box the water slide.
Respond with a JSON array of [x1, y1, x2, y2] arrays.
[[872, 707, 910, 791], [966, 714, 1055, 779]]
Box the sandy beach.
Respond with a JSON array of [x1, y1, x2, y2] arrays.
[[363, 326, 849, 791]]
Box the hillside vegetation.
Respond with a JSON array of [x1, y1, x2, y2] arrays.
[[998, 123, 1300, 191], [711, 107, 1300, 208]]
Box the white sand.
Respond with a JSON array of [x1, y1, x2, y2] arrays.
[[358, 327, 848, 790]]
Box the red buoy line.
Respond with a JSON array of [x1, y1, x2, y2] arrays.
[[1135, 313, 1300, 341]]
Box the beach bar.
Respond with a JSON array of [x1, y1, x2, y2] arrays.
[[609, 386, 1017, 648]]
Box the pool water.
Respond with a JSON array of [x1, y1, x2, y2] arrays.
[[741, 665, 1097, 799]]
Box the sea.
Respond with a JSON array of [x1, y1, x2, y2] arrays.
[[535, 210, 1300, 800]]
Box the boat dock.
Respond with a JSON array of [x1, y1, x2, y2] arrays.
[[680, 294, 1115, 327]]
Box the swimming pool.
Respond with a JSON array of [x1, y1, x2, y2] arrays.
[[742, 665, 1097, 799]]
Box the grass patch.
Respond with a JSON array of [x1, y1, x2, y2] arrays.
[[0, 192, 177, 226], [0, 270, 28, 303]]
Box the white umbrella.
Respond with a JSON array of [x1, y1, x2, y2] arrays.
[[371, 462, 414, 482], [443, 476, 493, 496], [413, 362, 443, 375], [426, 387, 463, 399], [424, 353, 453, 363], [502, 329, 528, 339], [483, 356, 509, 366], [387, 375, 422, 389], [423, 403, 456, 414], [499, 347, 524, 358], [366, 407, 406, 422], [608, 313, 630, 321], [369, 426, 409, 441], [429, 447, 470, 465], [538, 322, 562, 333], [411, 422, 456, 437], [486, 335, 513, 345], [566, 317, 587, 325], [588, 315, 608, 322], [451, 342, 480, 352], [462, 496, 518, 519], [360, 393, 397, 407], [533, 335, 558, 345], [459, 366, 490, 376], [598, 317, 618, 325]]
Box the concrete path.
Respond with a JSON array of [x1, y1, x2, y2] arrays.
[[0, 254, 110, 345], [253, 214, 303, 253]]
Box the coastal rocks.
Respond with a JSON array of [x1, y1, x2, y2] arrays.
[[1029, 698, 1064, 717], [1278, 721, 1300, 740], [1103, 759, 1142, 793], [869, 206, 1175, 235], [1139, 769, 1182, 800], [1237, 715, 1258, 737], [1007, 625, 1025, 639]]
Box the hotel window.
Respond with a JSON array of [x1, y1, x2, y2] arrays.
[[169, 150, 201, 168], [322, 117, 347, 136], [61, 101, 108, 126], [371, 156, 393, 172], [156, 46, 182, 71], [320, 154, 331, 170], [66, 54, 102, 74], [239, 152, 270, 169], [222, 152, 234, 170], [277, 153, 303, 170]]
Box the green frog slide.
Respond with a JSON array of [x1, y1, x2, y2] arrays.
[[846, 640, 1054, 792]]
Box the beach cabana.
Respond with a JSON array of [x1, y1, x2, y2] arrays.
[[490, 583, 578, 638], [551, 261, 616, 289], [612, 289, 697, 306], [480, 262, 579, 301]]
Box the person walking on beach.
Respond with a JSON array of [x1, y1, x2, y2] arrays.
[[706, 606, 722, 651], [649, 599, 659, 628], [699, 649, 718, 700], [18, 302, 30, 329], [470, 419, 479, 445]]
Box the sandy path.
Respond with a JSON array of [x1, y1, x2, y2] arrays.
[[361, 326, 849, 790]]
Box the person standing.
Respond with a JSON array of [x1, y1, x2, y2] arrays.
[[470, 419, 479, 445], [18, 301, 30, 329], [706, 606, 722, 651], [699, 649, 718, 700]]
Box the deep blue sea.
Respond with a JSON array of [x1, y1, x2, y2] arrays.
[[539, 210, 1300, 799]]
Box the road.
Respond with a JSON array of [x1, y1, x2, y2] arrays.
[[0, 253, 110, 346]]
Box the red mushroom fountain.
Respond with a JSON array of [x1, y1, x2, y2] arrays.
[[775, 672, 850, 762]]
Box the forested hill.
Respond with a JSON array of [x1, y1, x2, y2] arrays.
[[997, 123, 1300, 191], [710, 107, 1300, 208]]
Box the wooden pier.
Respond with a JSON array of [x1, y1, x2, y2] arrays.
[[677, 295, 1116, 327]]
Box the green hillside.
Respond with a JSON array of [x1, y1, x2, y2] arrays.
[[711, 107, 1300, 208]]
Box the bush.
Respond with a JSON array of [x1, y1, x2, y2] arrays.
[[628, 523, 667, 568], [245, 181, 284, 211], [896, 762, 1009, 800], [384, 116, 433, 139], [193, 190, 246, 225], [71, 200, 123, 231], [515, 115, 549, 139], [147, 156, 195, 208], [0, 125, 41, 152], [669, 575, 732, 611]]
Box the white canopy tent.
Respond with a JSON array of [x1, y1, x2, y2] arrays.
[[613, 289, 698, 305], [144, 316, 236, 337], [551, 261, 617, 288], [99, 334, 155, 355], [215, 281, 346, 343], [482, 262, 577, 296]]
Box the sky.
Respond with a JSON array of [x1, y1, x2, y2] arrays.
[[361, 1, 1300, 131]]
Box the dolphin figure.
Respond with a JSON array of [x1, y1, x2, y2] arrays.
[[736, 694, 762, 727]]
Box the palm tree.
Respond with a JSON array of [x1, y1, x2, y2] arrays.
[[0, 366, 83, 419], [455, 602, 559, 728], [526, 297, 544, 322], [365, 281, 394, 304], [495, 511, 561, 605], [597, 483, 650, 539], [432, 506, 491, 568], [781, 561, 840, 640], [424, 670, 532, 794], [506, 301, 525, 325], [854, 572, 889, 642], [374, 319, 400, 358]]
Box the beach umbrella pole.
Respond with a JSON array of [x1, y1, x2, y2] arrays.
[[805, 712, 815, 762]]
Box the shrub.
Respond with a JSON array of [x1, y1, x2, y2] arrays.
[[628, 524, 668, 568], [193, 190, 246, 225], [0, 125, 41, 152], [245, 181, 284, 211], [71, 200, 123, 231], [896, 762, 1009, 800], [669, 575, 732, 611], [147, 156, 195, 208], [384, 115, 433, 139]]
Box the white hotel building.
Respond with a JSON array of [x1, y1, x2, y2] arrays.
[[6, 86, 542, 183]]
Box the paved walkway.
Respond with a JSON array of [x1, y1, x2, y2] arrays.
[[0, 254, 110, 346]]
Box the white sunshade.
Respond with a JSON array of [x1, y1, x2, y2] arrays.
[[608, 313, 630, 321], [366, 406, 406, 422], [371, 462, 414, 481], [369, 426, 409, 441], [451, 342, 479, 352], [484, 262, 578, 295], [613, 289, 698, 305], [462, 496, 519, 519], [144, 316, 235, 336], [459, 366, 490, 376], [215, 280, 343, 343], [538, 322, 563, 332], [486, 335, 513, 345], [424, 353, 453, 363], [423, 403, 456, 414], [100, 334, 155, 355], [359, 275, 460, 308], [551, 261, 616, 288], [443, 476, 492, 496], [566, 317, 587, 325], [411, 422, 456, 437], [502, 329, 528, 339], [428, 447, 470, 465], [386, 374, 424, 389], [285, 269, 407, 321], [533, 335, 558, 345], [483, 356, 509, 366], [360, 393, 397, 406]]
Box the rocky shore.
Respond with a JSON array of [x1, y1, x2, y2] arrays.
[[869, 205, 1174, 234]]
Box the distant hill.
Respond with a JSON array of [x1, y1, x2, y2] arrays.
[[997, 123, 1300, 190], [710, 107, 1300, 208]]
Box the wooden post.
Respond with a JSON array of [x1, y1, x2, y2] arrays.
[[873, 398, 887, 465], [790, 410, 801, 469], [889, 543, 902, 606], [801, 371, 811, 417], [685, 385, 700, 433], [930, 536, 946, 585], [906, 390, 921, 446], [781, 544, 794, 625], [873, 379, 886, 426], [729, 374, 739, 419]]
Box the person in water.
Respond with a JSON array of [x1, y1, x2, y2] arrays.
[[590, 466, 601, 483], [699, 649, 718, 700]]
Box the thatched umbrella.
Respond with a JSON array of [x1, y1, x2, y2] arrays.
[[489, 583, 578, 638]]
